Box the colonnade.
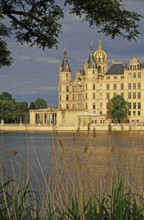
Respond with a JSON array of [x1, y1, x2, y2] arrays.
[[35, 112, 57, 125]]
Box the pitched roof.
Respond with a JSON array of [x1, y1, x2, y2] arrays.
[[106, 64, 124, 75]]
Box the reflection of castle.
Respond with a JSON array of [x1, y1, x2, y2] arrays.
[[30, 40, 144, 126]]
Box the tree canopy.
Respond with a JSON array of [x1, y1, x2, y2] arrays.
[[109, 95, 128, 123], [0, 0, 142, 67]]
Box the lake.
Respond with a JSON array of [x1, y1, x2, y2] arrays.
[[0, 131, 144, 193]]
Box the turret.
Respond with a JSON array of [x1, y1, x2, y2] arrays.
[[59, 48, 72, 82]]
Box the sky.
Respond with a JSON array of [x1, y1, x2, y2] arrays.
[[0, 0, 144, 107]]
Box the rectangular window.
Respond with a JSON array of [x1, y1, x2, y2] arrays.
[[138, 72, 141, 78], [113, 84, 117, 90], [137, 92, 141, 99], [93, 84, 95, 90], [133, 72, 136, 78], [93, 103, 96, 110], [99, 103, 103, 110], [128, 83, 131, 89], [121, 93, 124, 98], [133, 103, 136, 109], [106, 93, 110, 99], [138, 83, 141, 89], [121, 83, 124, 90], [66, 104, 69, 109], [59, 95, 61, 101], [128, 103, 131, 109], [138, 102, 141, 109], [128, 73, 132, 78], [133, 111, 136, 116], [99, 84, 102, 89], [99, 93, 102, 99], [128, 93, 131, 99], [138, 111, 141, 116], [66, 86, 69, 92], [106, 84, 110, 90], [133, 83, 136, 89], [85, 93, 87, 99], [66, 95, 69, 101], [133, 93, 136, 99], [93, 93, 95, 99]]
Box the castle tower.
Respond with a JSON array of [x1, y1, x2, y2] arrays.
[[93, 40, 108, 74], [58, 48, 72, 110]]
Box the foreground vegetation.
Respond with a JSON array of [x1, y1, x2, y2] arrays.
[[1, 177, 144, 219]]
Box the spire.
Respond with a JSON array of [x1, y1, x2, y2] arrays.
[[98, 39, 102, 50], [88, 43, 95, 68], [61, 48, 71, 72]]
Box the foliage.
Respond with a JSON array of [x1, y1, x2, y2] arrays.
[[14, 102, 29, 123], [109, 95, 128, 123], [0, 0, 142, 67], [29, 101, 36, 110], [34, 98, 47, 109], [1, 178, 144, 219]]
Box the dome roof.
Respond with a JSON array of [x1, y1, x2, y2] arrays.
[[93, 40, 108, 60]]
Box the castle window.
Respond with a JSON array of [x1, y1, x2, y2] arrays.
[[138, 102, 141, 109], [128, 103, 131, 109], [93, 103, 96, 110], [93, 93, 95, 99], [114, 93, 117, 97], [106, 93, 110, 99], [128, 111, 131, 116], [86, 93, 87, 99], [59, 86, 61, 92], [138, 111, 141, 116], [93, 84, 96, 90], [114, 76, 117, 79], [137, 83, 141, 89], [99, 93, 102, 99], [138, 92, 141, 99], [121, 76, 124, 79], [59, 95, 61, 101], [128, 73, 132, 78], [106, 76, 110, 79], [113, 84, 117, 90], [99, 103, 103, 110], [66, 95, 69, 101], [133, 111, 136, 116], [99, 84, 102, 89], [133, 92, 136, 99], [133, 83, 136, 89], [133, 65, 136, 70], [106, 84, 110, 90], [98, 66, 101, 73], [133, 72, 136, 78], [86, 103, 87, 109], [128, 93, 131, 99], [128, 83, 131, 89], [121, 93, 124, 98], [66, 86, 69, 92], [133, 103, 136, 109], [66, 104, 69, 109], [121, 83, 124, 90], [138, 72, 141, 78]]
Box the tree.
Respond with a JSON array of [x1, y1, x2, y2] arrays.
[[34, 98, 47, 109], [109, 95, 128, 123], [14, 102, 29, 123], [0, 92, 16, 123], [29, 101, 36, 110], [0, 0, 141, 67]]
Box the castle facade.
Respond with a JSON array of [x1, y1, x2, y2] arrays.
[[30, 40, 144, 126]]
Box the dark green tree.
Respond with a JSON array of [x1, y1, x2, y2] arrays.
[[0, 92, 16, 123], [29, 102, 36, 110], [0, 0, 142, 67], [109, 95, 128, 123], [34, 98, 47, 109], [14, 102, 29, 123]]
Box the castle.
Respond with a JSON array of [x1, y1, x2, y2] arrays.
[[30, 40, 144, 126]]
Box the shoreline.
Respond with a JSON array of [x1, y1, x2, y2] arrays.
[[0, 123, 143, 132]]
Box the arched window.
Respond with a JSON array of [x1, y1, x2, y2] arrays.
[[98, 66, 101, 73]]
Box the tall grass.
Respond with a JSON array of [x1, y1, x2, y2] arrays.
[[1, 130, 144, 219]]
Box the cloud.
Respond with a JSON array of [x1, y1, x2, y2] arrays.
[[36, 57, 60, 64]]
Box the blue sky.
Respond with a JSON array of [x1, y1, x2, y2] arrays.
[[0, 0, 144, 107]]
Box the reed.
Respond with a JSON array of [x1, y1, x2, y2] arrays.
[[0, 130, 144, 219]]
